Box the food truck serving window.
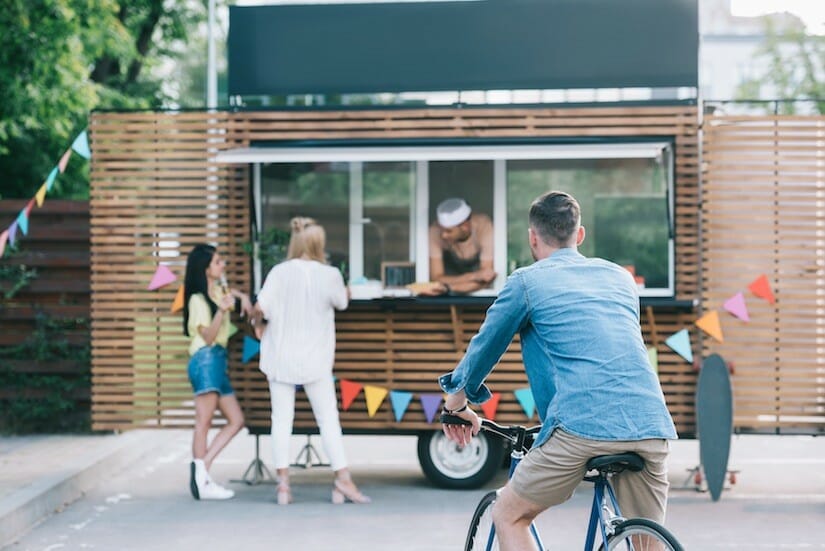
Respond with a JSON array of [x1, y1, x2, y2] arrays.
[[232, 142, 675, 298]]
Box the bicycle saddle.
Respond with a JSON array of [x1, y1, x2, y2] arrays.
[[586, 453, 644, 474]]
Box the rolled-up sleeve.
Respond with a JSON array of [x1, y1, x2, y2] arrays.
[[439, 271, 529, 404]]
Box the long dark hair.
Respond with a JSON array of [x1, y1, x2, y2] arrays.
[[183, 244, 218, 337]]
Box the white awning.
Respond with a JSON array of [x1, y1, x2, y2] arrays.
[[214, 142, 670, 164]]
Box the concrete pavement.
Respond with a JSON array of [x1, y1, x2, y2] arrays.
[[1, 429, 824, 549]]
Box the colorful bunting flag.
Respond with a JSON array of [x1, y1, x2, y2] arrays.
[[170, 285, 185, 313], [389, 390, 413, 422], [45, 167, 58, 192], [723, 292, 749, 322], [340, 379, 363, 411], [57, 148, 72, 173], [241, 336, 260, 363], [480, 392, 501, 421], [665, 329, 693, 363], [25, 199, 34, 216], [514, 388, 535, 419], [71, 131, 91, 159], [364, 385, 388, 417], [8, 221, 17, 247], [748, 274, 775, 305], [228, 323, 239, 339], [648, 346, 658, 373], [35, 184, 47, 207], [420, 394, 442, 423], [0, 230, 7, 258], [147, 264, 177, 290], [16, 209, 28, 236], [695, 310, 724, 343]]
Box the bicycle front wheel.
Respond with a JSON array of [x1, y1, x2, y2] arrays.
[[465, 491, 498, 551], [604, 518, 684, 551]]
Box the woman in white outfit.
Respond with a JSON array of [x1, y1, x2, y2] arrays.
[[254, 217, 370, 506]]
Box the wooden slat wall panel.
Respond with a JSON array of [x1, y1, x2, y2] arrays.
[[91, 106, 701, 435], [702, 115, 825, 434]]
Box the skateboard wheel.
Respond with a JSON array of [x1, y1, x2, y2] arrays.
[[692, 360, 701, 372], [694, 471, 702, 485], [729, 472, 737, 485], [727, 361, 735, 375]]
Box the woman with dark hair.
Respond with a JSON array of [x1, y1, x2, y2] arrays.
[[253, 217, 369, 506], [183, 244, 253, 500]]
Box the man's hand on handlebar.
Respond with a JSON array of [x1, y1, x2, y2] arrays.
[[441, 393, 481, 448]]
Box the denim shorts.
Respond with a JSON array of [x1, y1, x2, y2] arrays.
[[187, 345, 234, 396]]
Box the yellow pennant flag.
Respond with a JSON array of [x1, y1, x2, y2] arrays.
[[364, 385, 388, 417], [170, 285, 185, 313], [35, 183, 47, 207], [695, 310, 724, 343]]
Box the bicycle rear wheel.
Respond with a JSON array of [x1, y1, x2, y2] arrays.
[[603, 518, 684, 551], [465, 491, 498, 551]]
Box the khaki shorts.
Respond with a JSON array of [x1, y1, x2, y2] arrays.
[[510, 428, 670, 522]]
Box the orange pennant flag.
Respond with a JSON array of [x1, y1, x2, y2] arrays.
[[695, 310, 724, 343], [339, 379, 363, 411], [748, 274, 775, 305], [25, 199, 34, 216], [35, 184, 47, 207], [170, 285, 185, 313], [364, 385, 388, 417], [58, 148, 72, 173], [0, 230, 7, 258], [480, 392, 501, 421]]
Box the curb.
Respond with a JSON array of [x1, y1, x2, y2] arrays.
[[0, 431, 177, 548]]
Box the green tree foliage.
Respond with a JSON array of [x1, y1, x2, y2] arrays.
[[0, 0, 204, 200], [736, 17, 825, 114]]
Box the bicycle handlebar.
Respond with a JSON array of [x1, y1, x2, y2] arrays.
[[440, 413, 542, 446]]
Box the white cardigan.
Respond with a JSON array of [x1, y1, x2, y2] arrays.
[[256, 259, 348, 384]]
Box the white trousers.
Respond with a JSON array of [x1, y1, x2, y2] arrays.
[[268, 376, 348, 471]]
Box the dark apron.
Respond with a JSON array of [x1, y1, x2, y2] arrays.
[[442, 249, 481, 276]]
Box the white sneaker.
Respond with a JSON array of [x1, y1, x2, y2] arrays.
[[199, 479, 235, 500]]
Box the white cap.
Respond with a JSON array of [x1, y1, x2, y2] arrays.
[[436, 198, 472, 228]]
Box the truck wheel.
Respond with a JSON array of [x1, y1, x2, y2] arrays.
[[417, 430, 505, 489]]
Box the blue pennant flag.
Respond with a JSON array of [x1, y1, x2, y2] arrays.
[[665, 329, 693, 363], [16, 209, 28, 236], [514, 388, 536, 419], [71, 130, 91, 159], [45, 167, 58, 192], [242, 336, 260, 363], [389, 390, 413, 423]]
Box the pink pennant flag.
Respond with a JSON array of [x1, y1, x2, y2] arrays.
[[0, 230, 7, 258], [58, 148, 72, 173], [723, 292, 749, 322], [147, 264, 177, 290]]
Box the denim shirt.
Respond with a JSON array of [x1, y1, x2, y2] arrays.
[[439, 248, 678, 447]]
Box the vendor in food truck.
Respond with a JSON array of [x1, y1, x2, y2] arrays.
[[421, 198, 496, 295]]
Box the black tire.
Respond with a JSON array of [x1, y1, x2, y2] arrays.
[[464, 491, 498, 551], [417, 430, 505, 489], [602, 518, 684, 551]]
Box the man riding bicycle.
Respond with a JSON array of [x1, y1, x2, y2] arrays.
[[439, 191, 678, 551]]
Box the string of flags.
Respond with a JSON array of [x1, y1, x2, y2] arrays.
[[0, 130, 91, 258], [662, 273, 775, 365]]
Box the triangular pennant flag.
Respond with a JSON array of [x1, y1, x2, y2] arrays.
[[147, 264, 177, 290], [0, 230, 7, 258], [723, 292, 749, 322], [514, 388, 536, 419], [241, 336, 260, 363], [420, 394, 443, 423], [480, 392, 501, 421], [665, 329, 693, 363], [16, 209, 28, 236], [57, 148, 72, 173], [25, 199, 34, 216], [228, 323, 239, 339], [648, 346, 658, 374], [695, 310, 724, 343], [748, 274, 775, 305], [35, 183, 47, 207], [340, 379, 363, 411], [389, 390, 413, 422], [45, 167, 58, 192], [8, 221, 18, 247], [364, 385, 388, 417], [170, 285, 185, 313], [71, 130, 91, 159]]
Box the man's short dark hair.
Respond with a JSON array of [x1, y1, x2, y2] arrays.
[[529, 191, 581, 247]]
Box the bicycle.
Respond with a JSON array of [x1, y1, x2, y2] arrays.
[[441, 414, 684, 551]]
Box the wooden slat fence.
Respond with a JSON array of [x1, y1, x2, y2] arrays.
[[0, 201, 90, 431], [702, 114, 825, 434], [90, 105, 702, 434]]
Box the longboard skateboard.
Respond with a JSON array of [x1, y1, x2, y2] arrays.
[[695, 353, 733, 501]]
